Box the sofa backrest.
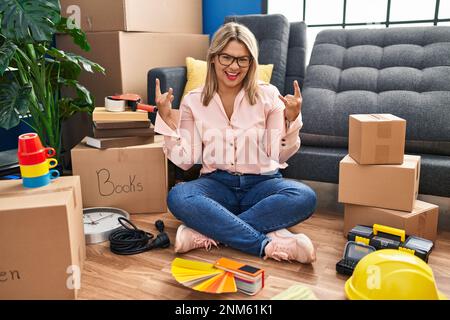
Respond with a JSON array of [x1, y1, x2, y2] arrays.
[[301, 26, 450, 155], [224, 14, 290, 94], [284, 21, 307, 95], [225, 15, 307, 96]]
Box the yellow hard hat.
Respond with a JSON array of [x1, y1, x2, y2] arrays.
[[345, 249, 447, 300]]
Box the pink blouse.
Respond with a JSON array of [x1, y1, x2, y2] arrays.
[[154, 81, 303, 175]]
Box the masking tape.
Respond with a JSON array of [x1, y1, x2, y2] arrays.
[[374, 145, 390, 163], [373, 115, 392, 162], [377, 122, 392, 139], [369, 114, 385, 121], [105, 96, 126, 112]]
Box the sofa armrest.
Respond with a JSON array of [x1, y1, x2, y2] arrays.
[[147, 67, 190, 184], [147, 67, 187, 109]]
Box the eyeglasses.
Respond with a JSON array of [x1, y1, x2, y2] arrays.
[[217, 53, 252, 68]]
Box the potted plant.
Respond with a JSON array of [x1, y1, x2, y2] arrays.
[[0, 0, 104, 162]]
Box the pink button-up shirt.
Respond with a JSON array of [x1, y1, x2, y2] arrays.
[[154, 82, 303, 175]]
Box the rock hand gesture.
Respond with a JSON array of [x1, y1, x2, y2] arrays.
[[278, 80, 302, 122]]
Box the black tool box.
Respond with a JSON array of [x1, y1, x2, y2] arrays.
[[336, 224, 434, 276], [348, 224, 434, 262]]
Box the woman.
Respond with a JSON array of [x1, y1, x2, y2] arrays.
[[154, 22, 317, 263]]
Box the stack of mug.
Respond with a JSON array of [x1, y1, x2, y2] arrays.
[[18, 133, 60, 188]]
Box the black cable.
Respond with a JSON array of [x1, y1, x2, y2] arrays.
[[109, 217, 170, 255]]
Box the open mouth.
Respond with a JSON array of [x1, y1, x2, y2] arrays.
[[225, 71, 240, 81]]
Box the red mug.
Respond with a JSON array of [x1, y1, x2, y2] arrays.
[[17, 133, 56, 165]]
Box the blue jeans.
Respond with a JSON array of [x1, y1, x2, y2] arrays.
[[167, 170, 317, 257]]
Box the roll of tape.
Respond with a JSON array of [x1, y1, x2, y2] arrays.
[[105, 96, 126, 112]]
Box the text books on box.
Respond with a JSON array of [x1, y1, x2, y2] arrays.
[[84, 136, 154, 149], [85, 107, 155, 149], [71, 135, 167, 214], [92, 107, 149, 122]]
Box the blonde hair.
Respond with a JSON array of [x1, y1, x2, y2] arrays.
[[202, 22, 259, 106]]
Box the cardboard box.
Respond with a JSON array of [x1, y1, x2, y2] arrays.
[[349, 114, 406, 165], [71, 135, 167, 213], [338, 154, 420, 211], [60, 0, 202, 33], [56, 32, 209, 103], [0, 176, 85, 299], [343, 200, 439, 242]]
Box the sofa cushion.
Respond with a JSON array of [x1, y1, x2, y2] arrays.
[[224, 14, 290, 94], [301, 27, 450, 156]]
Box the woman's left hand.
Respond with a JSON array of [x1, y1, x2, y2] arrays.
[[278, 80, 302, 121]]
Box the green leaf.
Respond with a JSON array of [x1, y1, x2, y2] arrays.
[[59, 78, 93, 106], [60, 60, 82, 81], [66, 53, 105, 74], [59, 98, 92, 120], [0, 40, 17, 75], [44, 47, 105, 74], [0, 0, 61, 43], [45, 47, 77, 65], [0, 81, 31, 129], [56, 17, 90, 51]]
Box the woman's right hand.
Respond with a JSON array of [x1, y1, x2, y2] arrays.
[[155, 78, 174, 120]]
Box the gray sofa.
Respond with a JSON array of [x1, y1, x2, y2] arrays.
[[147, 16, 450, 198], [284, 27, 450, 198]]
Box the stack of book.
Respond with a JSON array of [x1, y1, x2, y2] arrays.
[[86, 107, 155, 149], [171, 257, 264, 295]]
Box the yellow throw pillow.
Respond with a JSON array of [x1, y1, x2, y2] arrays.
[[183, 57, 208, 97], [257, 63, 274, 84], [182, 57, 274, 98]]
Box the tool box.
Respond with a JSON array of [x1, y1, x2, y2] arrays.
[[336, 224, 434, 276], [348, 224, 434, 262]]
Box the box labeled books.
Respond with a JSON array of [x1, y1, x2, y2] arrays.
[[71, 135, 167, 213]]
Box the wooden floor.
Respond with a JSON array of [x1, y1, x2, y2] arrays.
[[77, 210, 450, 300]]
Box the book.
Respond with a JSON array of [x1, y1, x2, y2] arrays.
[[171, 257, 264, 295], [94, 120, 151, 129], [84, 136, 155, 149], [93, 126, 155, 138], [92, 107, 149, 122]]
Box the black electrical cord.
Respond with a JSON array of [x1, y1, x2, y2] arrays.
[[109, 217, 170, 255]]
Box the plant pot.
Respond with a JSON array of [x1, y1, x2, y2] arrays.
[[60, 111, 94, 171]]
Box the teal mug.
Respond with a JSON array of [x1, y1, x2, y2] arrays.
[[22, 170, 60, 188]]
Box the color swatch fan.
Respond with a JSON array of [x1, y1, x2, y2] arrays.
[[171, 258, 237, 294]]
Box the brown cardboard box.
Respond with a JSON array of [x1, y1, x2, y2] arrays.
[[338, 154, 420, 211], [71, 135, 167, 213], [0, 176, 85, 299], [349, 114, 406, 165], [60, 0, 202, 33], [56, 32, 209, 103], [343, 200, 439, 241]]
